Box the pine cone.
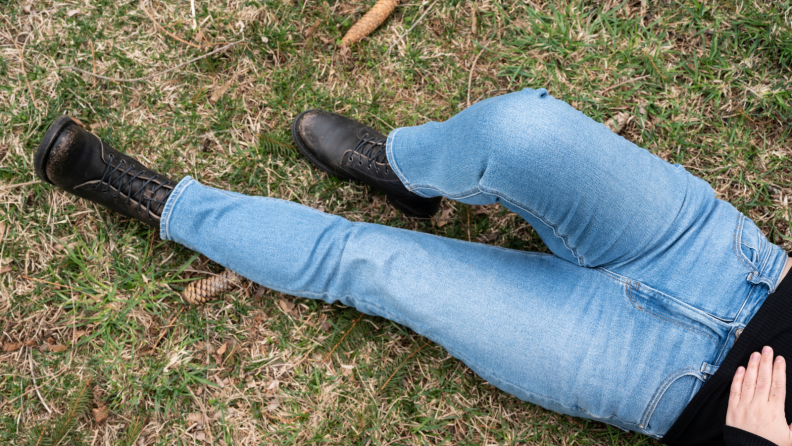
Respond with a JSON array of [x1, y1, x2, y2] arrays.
[[341, 0, 400, 46], [182, 270, 241, 305]]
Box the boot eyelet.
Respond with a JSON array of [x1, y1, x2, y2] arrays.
[[358, 161, 362, 165]]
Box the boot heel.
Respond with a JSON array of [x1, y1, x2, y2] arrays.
[[34, 116, 77, 185]]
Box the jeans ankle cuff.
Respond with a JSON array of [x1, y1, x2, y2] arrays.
[[159, 176, 196, 240]]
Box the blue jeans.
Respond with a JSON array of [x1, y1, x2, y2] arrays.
[[159, 88, 788, 438]]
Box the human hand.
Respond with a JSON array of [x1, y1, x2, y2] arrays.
[[727, 346, 792, 445]]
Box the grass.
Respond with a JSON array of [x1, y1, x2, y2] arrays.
[[0, 0, 790, 444]]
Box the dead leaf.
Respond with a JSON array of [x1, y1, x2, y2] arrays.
[[92, 405, 109, 423], [194, 431, 206, 442], [304, 19, 321, 37], [209, 79, 234, 104], [267, 398, 280, 412], [0, 266, 11, 275], [2, 341, 23, 352], [278, 299, 296, 316], [216, 342, 227, 356], [24, 339, 36, 347], [194, 29, 206, 45], [49, 344, 68, 353], [604, 112, 630, 134], [433, 204, 455, 228], [255, 285, 267, 298], [66, 9, 81, 17], [186, 412, 207, 427], [265, 379, 279, 395], [0, 221, 6, 241]]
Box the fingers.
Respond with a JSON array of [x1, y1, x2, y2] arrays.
[[756, 346, 776, 401], [729, 366, 745, 409], [742, 351, 761, 402], [770, 355, 786, 407]]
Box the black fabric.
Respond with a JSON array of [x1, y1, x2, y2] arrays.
[[723, 426, 779, 446], [663, 253, 792, 445]]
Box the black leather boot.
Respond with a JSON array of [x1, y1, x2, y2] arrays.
[[291, 110, 441, 218], [34, 116, 175, 228]]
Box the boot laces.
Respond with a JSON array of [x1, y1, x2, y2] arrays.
[[349, 133, 389, 174], [92, 150, 170, 219]]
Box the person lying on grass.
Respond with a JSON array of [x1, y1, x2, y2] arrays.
[[33, 88, 792, 445]]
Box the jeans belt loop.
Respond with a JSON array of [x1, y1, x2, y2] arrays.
[[701, 362, 720, 377]]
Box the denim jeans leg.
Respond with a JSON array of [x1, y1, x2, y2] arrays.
[[386, 87, 788, 325], [160, 177, 733, 438]]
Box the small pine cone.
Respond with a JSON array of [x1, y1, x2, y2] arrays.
[[341, 0, 399, 46], [182, 270, 241, 305]]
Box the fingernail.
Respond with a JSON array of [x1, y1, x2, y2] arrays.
[[763, 346, 772, 355], [778, 356, 785, 363], [751, 352, 760, 361], [737, 367, 745, 374]]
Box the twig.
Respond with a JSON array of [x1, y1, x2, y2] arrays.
[[29, 352, 53, 414], [0, 180, 41, 191], [323, 314, 363, 362], [599, 75, 651, 94], [467, 44, 488, 108], [22, 275, 63, 288], [61, 40, 244, 83], [142, 4, 202, 49], [378, 340, 431, 391], [190, 0, 198, 30], [386, 0, 437, 55], [150, 309, 183, 351]]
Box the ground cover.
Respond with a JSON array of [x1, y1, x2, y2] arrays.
[[0, 0, 790, 444]]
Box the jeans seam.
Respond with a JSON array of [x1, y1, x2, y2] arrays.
[[639, 367, 701, 429], [626, 283, 722, 348], [733, 215, 756, 272], [402, 182, 586, 266]]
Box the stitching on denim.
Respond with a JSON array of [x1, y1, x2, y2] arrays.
[[400, 183, 586, 265], [626, 284, 721, 348], [733, 215, 755, 272], [160, 177, 193, 240], [639, 367, 701, 428], [732, 283, 757, 325], [577, 406, 643, 433], [631, 280, 730, 330], [385, 128, 413, 190], [596, 267, 631, 284]]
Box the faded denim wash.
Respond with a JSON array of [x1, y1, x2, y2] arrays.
[[160, 88, 788, 438]]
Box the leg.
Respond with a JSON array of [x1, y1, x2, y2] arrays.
[[387, 88, 788, 321], [161, 177, 731, 438]]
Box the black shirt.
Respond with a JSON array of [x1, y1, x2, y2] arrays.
[[663, 253, 792, 445]]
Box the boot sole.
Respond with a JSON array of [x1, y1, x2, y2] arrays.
[[34, 115, 76, 185], [291, 111, 438, 218]]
